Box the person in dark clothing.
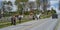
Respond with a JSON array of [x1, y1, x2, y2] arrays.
[[11, 17, 13, 25], [33, 15, 35, 20], [18, 15, 21, 23], [0, 14, 2, 19], [11, 16, 16, 25]]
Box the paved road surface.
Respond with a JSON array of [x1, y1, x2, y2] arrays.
[[0, 16, 59, 30], [54, 14, 60, 30]]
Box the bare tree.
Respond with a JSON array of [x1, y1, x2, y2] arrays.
[[36, 0, 40, 10], [15, 0, 28, 14], [42, 0, 49, 11]]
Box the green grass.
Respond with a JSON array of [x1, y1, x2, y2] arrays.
[[40, 14, 51, 19], [0, 19, 31, 28], [0, 23, 11, 28]]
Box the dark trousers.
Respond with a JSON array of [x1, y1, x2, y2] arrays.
[[11, 20, 16, 25], [33, 17, 35, 20], [13, 20, 16, 25], [19, 18, 21, 23], [37, 17, 38, 20], [11, 20, 13, 25]]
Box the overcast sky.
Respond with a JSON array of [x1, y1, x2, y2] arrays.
[[50, 0, 60, 13]]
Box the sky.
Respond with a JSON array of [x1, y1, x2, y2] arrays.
[[50, 0, 59, 13], [0, 0, 60, 13], [0, 1, 3, 9]]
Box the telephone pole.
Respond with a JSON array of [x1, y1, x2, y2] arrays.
[[59, 0, 60, 10]]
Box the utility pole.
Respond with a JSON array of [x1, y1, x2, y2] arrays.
[[59, 0, 60, 10]]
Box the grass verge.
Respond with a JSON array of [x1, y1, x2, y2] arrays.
[[0, 19, 31, 28]]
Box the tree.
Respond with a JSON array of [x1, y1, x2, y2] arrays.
[[42, 0, 49, 11], [36, 0, 40, 10], [7, 1, 13, 12], [2, 1, 7, 12], [51, 8, 56, 14], [2, 1, 13, 17], [7, 1, 13, 6], [0, 9, 1, 14], [2, 1, 13, 12], [15, 0, 28, 14]]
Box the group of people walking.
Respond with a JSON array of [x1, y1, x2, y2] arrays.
[[33, 15, 40, 20], [11, 14, 41, 25], [29, 14, 41, 20], [11, 15, 23, 25]]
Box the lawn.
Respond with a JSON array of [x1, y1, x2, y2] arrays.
[[0, 19, 31, 28]]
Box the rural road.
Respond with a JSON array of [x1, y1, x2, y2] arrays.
[[0, 15, 60, 30]]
